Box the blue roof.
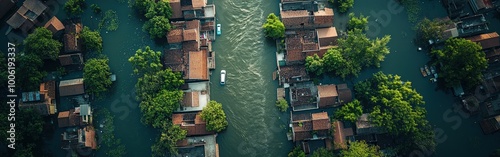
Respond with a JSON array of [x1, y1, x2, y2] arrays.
[[21, 91, 41, 102]]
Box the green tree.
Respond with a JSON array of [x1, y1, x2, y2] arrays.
[[83, 58, 112, 97], [17, 53, 46, 91], [64, 0, 86, 15], [415, 18, 453, 46], [262, 13, 285, 39], [311, 148, 335, 157], [276, 99, 289, 112], [23, 27, 62, 60], [152, 124, 187, 156], [347, 13, 369, 31], [312, 29, 390, 79], [133, 0, 154, 14], [91, 4, 101, 14], [334, 99, 363, 123], [341, 141, 383, 157], [305, 54, 324, 76], [288, 146, 306, 157], [145, 0, 173, 19], [129, 46, 163, 74], [80, 26, 103, 52], [333, 0, 355, 13], [201, 101, 228, 132], [431, 38, 487, 89], [143, 16, 171, 39], [140, 90, 183, 128], [135, 69, 184, 100]]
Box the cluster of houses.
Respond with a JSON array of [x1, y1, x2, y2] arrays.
[[165, 0, 220, 156], [273, 0, 396, 154], [1, 0, 112, 156], [440, 0, 500, 136]]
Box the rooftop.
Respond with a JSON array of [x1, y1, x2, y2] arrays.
[[465, 32, 500, 50], [172, 112, 215, 136], [167, 29, 184, 43], [164, 49, 186, 72], [188, 50, 208, 80], [59, 78, 85, 97], [279, 65, 310, 83], [44, 16, 65, 34]]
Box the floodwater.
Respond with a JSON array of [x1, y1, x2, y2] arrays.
[[41, 0, 500, 156]]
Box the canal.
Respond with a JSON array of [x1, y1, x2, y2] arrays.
[[44, 0, 500, 156]]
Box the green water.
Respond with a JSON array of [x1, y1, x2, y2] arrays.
[[43, 0, 500, 156]]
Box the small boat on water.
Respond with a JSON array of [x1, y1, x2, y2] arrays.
[[425, 65, 431, 76], [217, 24, 221, 35], [420, 67, 427, 77], [430, 66, 436, 75], [220, 70, 226, 85]]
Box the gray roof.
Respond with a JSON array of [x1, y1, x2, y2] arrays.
[[80, 104, 91, 116]]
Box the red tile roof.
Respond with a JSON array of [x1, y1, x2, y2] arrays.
[[182, 92, 199, 107], [188, 50, 208, 80], [172, 112, 215, 136], [84, 127, 97, 149], [186, 20, 201, 30], [313, 8, 334, 26], [169, 0, 183, 19], [317, 27, 338, 47], [64, 23, 83, 53], [183, 29, 199, 42], [466, 32, 500, 50], [317, 84, 338, 108], [281, 10, 310, 28], [167, 28, 184, 44], [312, 112, 330, 130], [44, 16, 65, 34], [164, 49, 185, 72]]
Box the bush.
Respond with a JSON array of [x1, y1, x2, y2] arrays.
[[276, 99, 289, 112]]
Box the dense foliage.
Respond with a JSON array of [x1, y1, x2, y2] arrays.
[[347, 13, 369, 31], [134, 0, 173, 39], [201, 101, 229, 132], [331, 0, 355, 13], [340, 141, 383, 157], [354, 72, 436, 154], [91, 4, 101, 14], [399, 0, 420, 22], [140, 90, 183, 128], [334, 99, 363, 123], [415, 18, 453, 47], [432, 38, 487, 90], [262, 13, 285, 39], [17, 53, 46, 91], [276, 99, 289, 112], [135, 69, 184, 100], [99, 10, 120, 31], [311, 148, 335, 157], [288, 146, 306, 157], [23, 27, 62, 60], [305, 29, 391, 79], [128, 46, 163, 74], [80, 26, 103, 52], [0, 105, 45, 156], [143, 16, 171, 39], [152, 124, 187, 156], [64, 0, 86, 15], [83, 58, 112, 97]]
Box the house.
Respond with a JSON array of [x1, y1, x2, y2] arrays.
[[469, 0, 495, 14], [290, 82, 318, 111], [59, 78, 85, 97], [175, 135, 219, 157], [332, 120, 354, 150], [80, 126, 97, 149], [170, 0, 183, 19], [356, 113, 386, 135], [79, 104, 92, 124], [0, 0, 17, 20], [6, 0, 48, 35], [18, 81, 57, 116], [316, 27, 338, 48], [169, 0, 216, 20], [485, 48, 500, 63], [317, 84, 338, 108], [290, 112, 331, 141], [479, 115, 500, 134], [64, 22, 83, 53], [188, 49, 209, 81], [456, 14, 489, 37], [172, 111, 215, 136], [177, 82, 210, 112], [59, 53, 84, 66], [482, 73, 500, 95], [164, 49, 186, 72], [337, 83, 353, 105], [280, 6, 334, 30], [278, 65, 310, 84], [44, 16, 65, 35], [57, 109, 82, 128], [465, 32, 500, 50]]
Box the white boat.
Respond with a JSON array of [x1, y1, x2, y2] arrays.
[[217, 24, 221, 35], [220, 70, 226, 85]]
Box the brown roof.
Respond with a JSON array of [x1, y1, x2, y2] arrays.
[[167, 29, 184, 43], [312, 112, 330, 130], [279, 65, 310, 83], [84, 127, 97, 149], [40, 81, 56, 99], [192, 0, 206, 9], [44, 16, 65, 34], [317, 27, 338, 47], [337, 84, 353, 105], [302, 42, 319, 52], [186, 20, 201, 30], [7, 0, 47, 29], [59, 53, 83, 66], [286, 49, 305, 63], [201, 21, 215, 31], [183, 41, 200, 52], [188, 50, 208, 80], [164, 49, 186, 72], [57, 109, 81, 128], [466, 32, 500, 50], [281, 10, 310, 28], [172, 112, 215, 136], [182, 92, 199, 107], [59, 78, 85, 96], [183, 29, 199, 41], [171, 21, 186, 28], [170, 0, 183, 19], [313, 8, 334, 26], [333, 120, 354, 150], [317, 84, 338, 108], [64, 23, 83, 53]]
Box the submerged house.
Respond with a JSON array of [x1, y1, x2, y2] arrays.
[[465, 32, 500, 50], [44, 16, 65, 35], [280, 5, 334, 30], [278, 64, 310, 85], [480, 115, 500, 134], [59, 78, 85, 97], [6, 0, 48, 36], [290, 82, 318, 111], [469, 0, 495, 14], [172, 111, 215, 136], [332, 120, 354, 150], [175, 134, 219, 157], [337, 84, 353, 105], [64, 22, 83, 53], [290, 112, 331, 142], [176, 82, 210, 112], [57, 104, 92, 128], [317, 84, 338, 108], [18, 81, 57, 115]]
